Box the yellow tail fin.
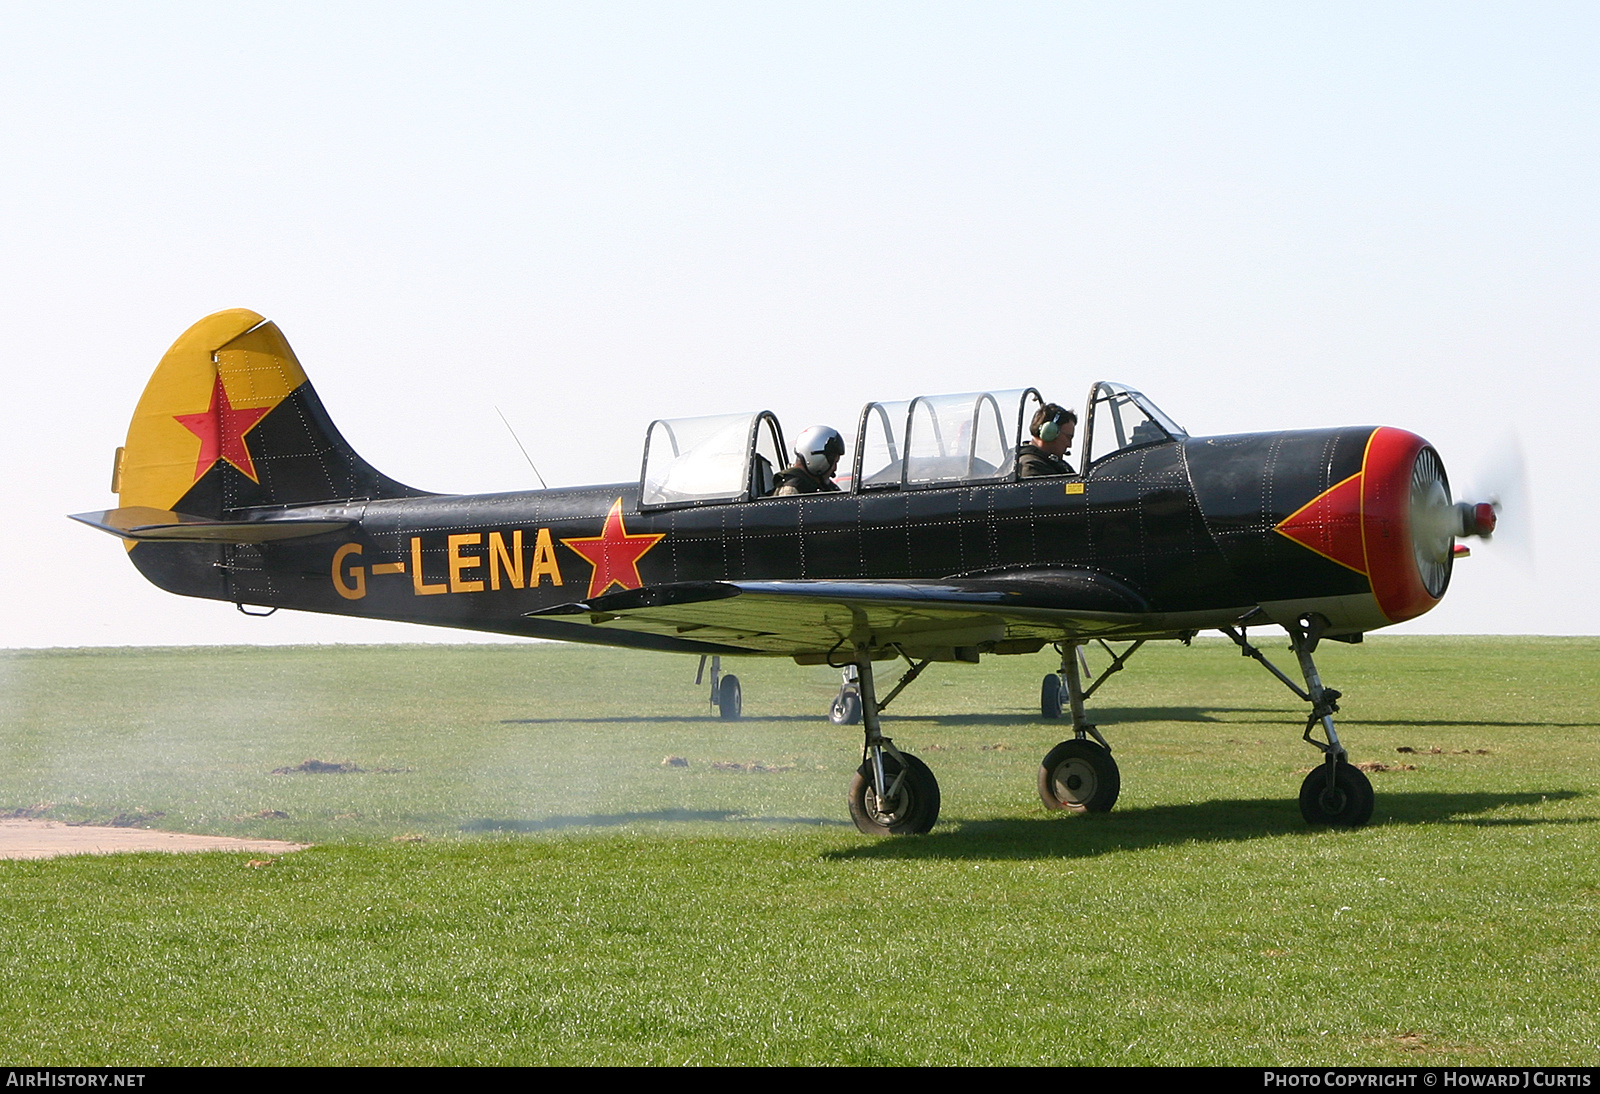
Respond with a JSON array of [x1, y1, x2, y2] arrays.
[[116, 310, 419, 520]]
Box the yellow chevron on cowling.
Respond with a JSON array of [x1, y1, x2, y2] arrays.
[[118, 309, 310, 516]]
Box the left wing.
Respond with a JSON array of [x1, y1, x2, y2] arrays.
[[528, 570, 1188, 659]]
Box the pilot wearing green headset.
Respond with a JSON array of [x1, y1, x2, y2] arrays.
[[1016, 403, 1078, 478]]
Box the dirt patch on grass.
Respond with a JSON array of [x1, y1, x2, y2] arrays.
[[1397, 746, 1492, 755], [270, 759, 410, 774], [1382, 1030, 1486, 1057], [76, 810, 168, 828], [272, 759, 364, 774], [0, 819, 309, 861]]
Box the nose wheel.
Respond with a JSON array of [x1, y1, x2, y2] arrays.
[[1299, 760, 1373, 826]]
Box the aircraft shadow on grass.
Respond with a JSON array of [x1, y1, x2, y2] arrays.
[[823, 789, 1592, 862], [461, 810, 849, 833], [499, 715, 848, 725], [496, 705, 1290, 728], [456, 790, 1587, 843], [1343, 718, 1600, 730]]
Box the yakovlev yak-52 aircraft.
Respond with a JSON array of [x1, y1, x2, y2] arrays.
[[75, 310, 1500, 835]]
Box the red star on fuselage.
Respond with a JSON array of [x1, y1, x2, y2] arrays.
[[173, 375, 273, 483], [560, 498, 665, 600]]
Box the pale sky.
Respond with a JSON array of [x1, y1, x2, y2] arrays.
[[1, 2, 1593, 646]]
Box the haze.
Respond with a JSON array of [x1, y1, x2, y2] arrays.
[[2, 3, 1592, 645]]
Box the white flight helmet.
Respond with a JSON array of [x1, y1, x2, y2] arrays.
[[794, 425, 846, 475]]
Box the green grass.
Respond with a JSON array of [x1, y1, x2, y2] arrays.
[[1, 638, 1597, 1064]]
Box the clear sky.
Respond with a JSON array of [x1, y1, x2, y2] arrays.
[[1, 2, 1593, 646]]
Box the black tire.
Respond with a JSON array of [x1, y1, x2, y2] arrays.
[[717, 675, 742, 720], [1041, 673, 1063, 719], [829, 691, 863, 725], [1038, 739, 1120, 813], [1298, 761, 1374, 827], [848, 752, 940, 835]]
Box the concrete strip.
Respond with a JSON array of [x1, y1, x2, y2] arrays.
[[0, 818, 310, 860]]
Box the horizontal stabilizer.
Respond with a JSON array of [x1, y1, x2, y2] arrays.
[[70, 507, 352, 543]]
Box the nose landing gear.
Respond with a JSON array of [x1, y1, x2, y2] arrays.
[[1224, 615, 1374, 828]]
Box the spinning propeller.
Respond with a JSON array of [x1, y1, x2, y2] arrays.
[[1408, 435, 1532, 594], [1458, 434, 1535, 571]]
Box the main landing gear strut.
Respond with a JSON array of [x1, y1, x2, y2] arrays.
[[1037, 640, 1138, 814], [839, 645, 940, 835], [1222, 615, 1374, 827], [696, 655, 741, 720]]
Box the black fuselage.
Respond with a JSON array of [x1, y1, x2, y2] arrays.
[[130, 425, 1390, 653]]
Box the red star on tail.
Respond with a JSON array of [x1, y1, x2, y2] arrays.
[[560, 499, 665, 599], [173, 375, 273, 483]]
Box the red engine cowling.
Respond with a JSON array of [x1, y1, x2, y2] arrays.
[[1361, 427, 1454, 624]]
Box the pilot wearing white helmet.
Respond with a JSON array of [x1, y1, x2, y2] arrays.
[[775, 425, 845, 496]]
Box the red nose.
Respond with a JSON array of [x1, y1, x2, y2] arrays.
[[1361, 427, 1450, 624]]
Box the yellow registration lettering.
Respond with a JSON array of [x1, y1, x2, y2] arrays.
[[530, 527, 563, 587], [410, 537, 447, 596], [448, 534, 485, 593], [332, 543, 366, 600], [489, 530, 524, 590]]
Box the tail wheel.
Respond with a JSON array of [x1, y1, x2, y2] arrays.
[[848, 752, 940, 835], [1298, 761, 1374, 827], [1038, 739, 1120, 813], [717, 675, 742, 720]]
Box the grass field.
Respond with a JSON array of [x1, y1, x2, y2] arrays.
[[1, 637, 1597, 1065]]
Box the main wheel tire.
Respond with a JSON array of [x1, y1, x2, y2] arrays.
[[1298, 761, 1374, 827], [829, 690, 863, 725], [848, 752, 940, 835], [1038, 739, 1120, 813], [717, 675, 742, 720], [1041, 673, 1063, 719]]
